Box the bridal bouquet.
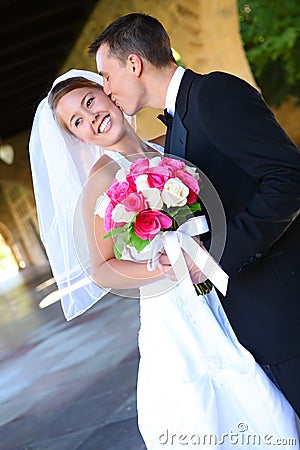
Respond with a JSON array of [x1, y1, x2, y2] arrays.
[[95, 156, 203, 260], [94, 155, 228, 296]]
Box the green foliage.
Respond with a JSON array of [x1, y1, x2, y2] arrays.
[[172, 48, 186, 68], [104, 221, 151, 259], [238, 0, 300, 105]]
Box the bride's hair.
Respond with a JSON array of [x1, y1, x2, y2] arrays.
[[48, 77, 103, 132]]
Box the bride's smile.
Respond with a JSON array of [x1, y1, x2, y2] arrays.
[[98, 114, 111, 133]]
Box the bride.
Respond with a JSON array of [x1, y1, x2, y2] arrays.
[[29, 69, 299, 449]]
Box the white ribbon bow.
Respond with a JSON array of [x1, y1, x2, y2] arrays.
[[148, 216, 228, 296]]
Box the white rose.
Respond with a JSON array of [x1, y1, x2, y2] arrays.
[[149, 156, 162, 168], [94, 193, 110, 218], [111, 204, 136, 223], [161, 177, 189, 207], [115, 167, 129, 182], [142, 188, 163, 210], [135, 174, 150, 192]]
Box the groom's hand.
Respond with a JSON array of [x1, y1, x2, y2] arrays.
[[157, 247, 207, 284], [157, 253, 177, 281]]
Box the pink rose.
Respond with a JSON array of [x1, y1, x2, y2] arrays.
[[159, 157, 185, 176], [130, 158, 150, 175], [104, 202, 114, 231], [129, 159, 169, 191], [134, 210, 172, 240], [107, 179, 135, 205], [146, 166, 170, 190], [125, 174, 137, 191], [122, 192, 146, 212], [174, 169, 200, 204]]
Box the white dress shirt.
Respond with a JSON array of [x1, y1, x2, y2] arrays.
[[165, 66, 185, 117]]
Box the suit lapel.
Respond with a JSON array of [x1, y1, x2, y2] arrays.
[[168, 112, 186, 159], [167, 69, 198, 160], [176, 69, 198, 118]]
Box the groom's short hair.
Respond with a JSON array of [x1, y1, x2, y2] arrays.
[[88, 13, 175, 68]]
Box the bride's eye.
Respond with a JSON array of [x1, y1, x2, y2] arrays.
[[74, 118, 82, 128], [86, 97, 94, 108]]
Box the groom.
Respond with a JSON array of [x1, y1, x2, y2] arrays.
[[89, 13, 300, 413]]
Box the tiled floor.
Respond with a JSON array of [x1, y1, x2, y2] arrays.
[[0, 265, 146, 449]]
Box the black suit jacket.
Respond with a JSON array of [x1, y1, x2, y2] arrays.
[[166, 69, 300, 364]]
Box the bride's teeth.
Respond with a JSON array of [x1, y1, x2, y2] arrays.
[[99, 116, 111, 133]]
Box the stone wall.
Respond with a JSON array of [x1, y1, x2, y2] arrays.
[[273, 98, 300, 147]]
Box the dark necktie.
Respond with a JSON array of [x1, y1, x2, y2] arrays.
[[157, 109, 173, 154]]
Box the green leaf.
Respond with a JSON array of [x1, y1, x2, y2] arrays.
[[103, 227, 124, 240], [114, 243, 123, 260], [113, 232, 126, 259], [103, 222, 132, 240], [129, 232, 151, 252], [188, 202, 202, 213], [166, 208, 180, 218]]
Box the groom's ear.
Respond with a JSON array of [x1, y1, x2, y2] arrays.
[[127, 54, 143, 77]]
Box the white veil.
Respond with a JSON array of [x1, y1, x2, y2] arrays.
[[29, 69, 111, 320]]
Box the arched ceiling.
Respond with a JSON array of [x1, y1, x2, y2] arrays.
[[0, 0, 98, 140]]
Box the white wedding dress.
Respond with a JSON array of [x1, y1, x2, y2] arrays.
[[102, 151, 299, 450], [137, 279, 299, 449]]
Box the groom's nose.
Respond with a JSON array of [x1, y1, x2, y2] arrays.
[[103, 80, 111, 96]]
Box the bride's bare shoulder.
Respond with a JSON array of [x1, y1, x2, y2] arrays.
[[89, 154, 117, 178], [88, 154, 120, 188], [83, 154, 118, 208]]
